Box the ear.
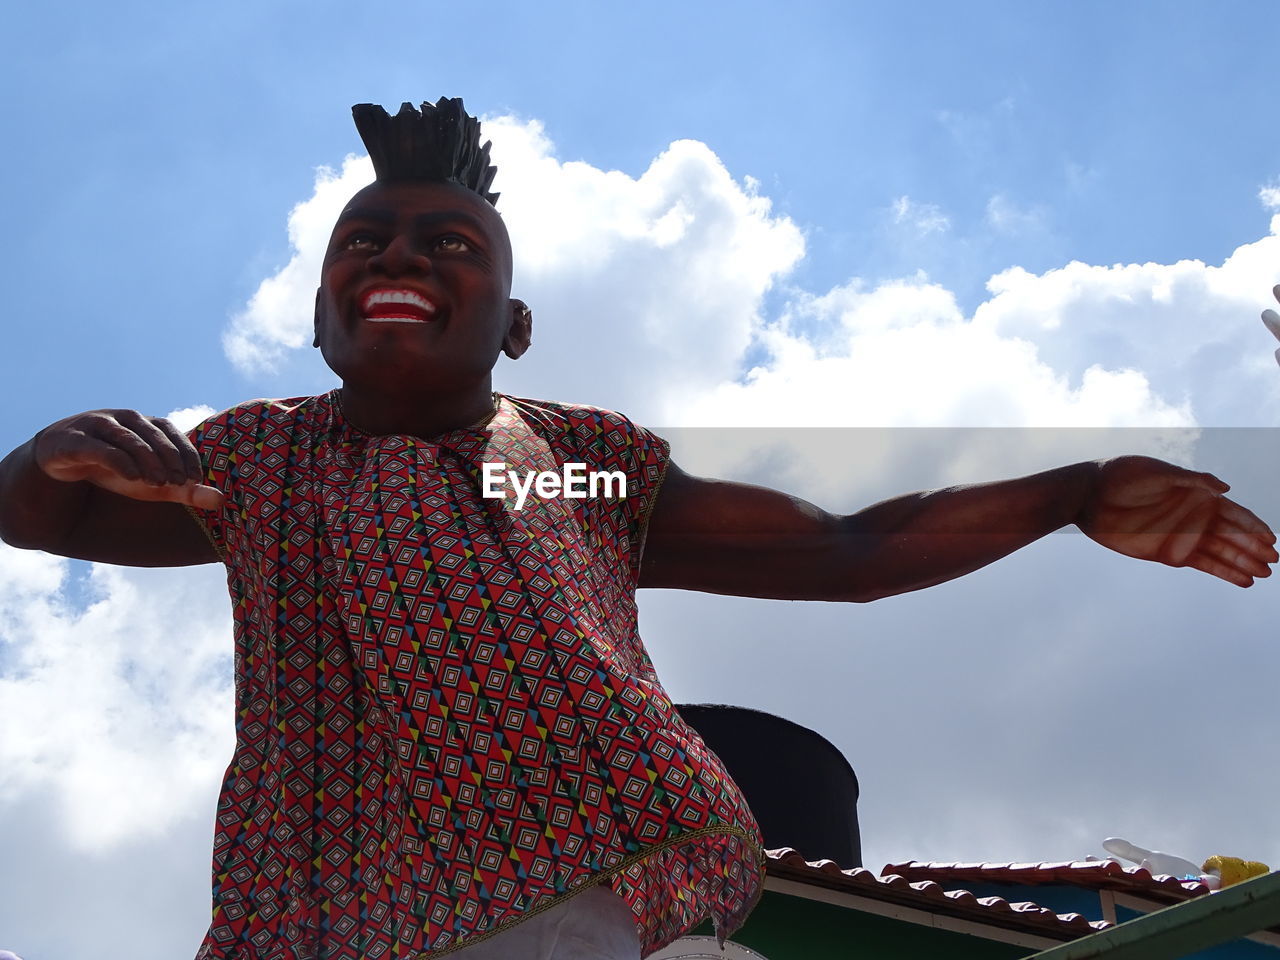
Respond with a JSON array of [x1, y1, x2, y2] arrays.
[[503, 299, 533, 360], [312, 288, 323, 348]]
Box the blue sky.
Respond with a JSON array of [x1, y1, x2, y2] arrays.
[[3, 2, 1280, 956], [8, 0, 1280, 421]]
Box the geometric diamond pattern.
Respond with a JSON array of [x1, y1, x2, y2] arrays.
[[188, 391, 763, 959]]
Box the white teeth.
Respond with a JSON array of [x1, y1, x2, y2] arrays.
[[364, 289, 435, 313], [366, 316, 427, 323]]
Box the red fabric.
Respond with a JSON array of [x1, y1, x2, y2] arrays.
[[189, 391, 763, 959]]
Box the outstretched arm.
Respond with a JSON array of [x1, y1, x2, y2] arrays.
[[0, 409, 224, 566], [640, 457, 1276, 600]]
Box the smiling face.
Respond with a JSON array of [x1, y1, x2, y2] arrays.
[[313, 179, 529, 400]]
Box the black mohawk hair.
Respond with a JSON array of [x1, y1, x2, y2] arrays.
[[351, 98, 499, 205]]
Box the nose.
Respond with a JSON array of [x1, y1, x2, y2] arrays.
[[368, 233, 431, 276]]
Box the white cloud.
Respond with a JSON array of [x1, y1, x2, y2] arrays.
[[207, 116, 1280, 577], [223, 155, 375, 373], [165, 404, 217, 432], [221, 117, 806, 415], [449, 116, 807, 414], [1261, 183, 1280, 235], [17, 110, 1274, 954], [681, 275, 1194, 432], [985, 192, 1046, 235], [0, 544, 232, 853], [973, 225, 1280, 426], [220, 119, 1280, 436], [892, 195, 951, 236]]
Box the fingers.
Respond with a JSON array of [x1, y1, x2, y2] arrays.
[[1263, 305, 1280, 367], [1263, 287, 1280, 365], [1217, 497, 1277, 543], [1215, 521, 1280, 565], [138, 479, 225, 511], [188, 483, 226, 511], [149, 415, 205, 484], [1159, 495, 1218, 566], [112, 411, 190, 486], [1183, 504, 1279, 586], [80, 463, 225, 510], [1152, 480, 1275, 559], [36, 409, 218, 505], [1203, 531, 1275, 579], [45, 411, 169, 486], [1187, 549, 1261, 588], [41, 432, 151, 485], [1169, 470, 1230, 496], [1263, 307, 1280, 342], [98, 415, 222, 508]]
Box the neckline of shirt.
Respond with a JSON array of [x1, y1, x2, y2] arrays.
[[329, 388, 505, 441]]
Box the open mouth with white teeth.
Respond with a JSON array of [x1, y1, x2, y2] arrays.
[[360, 287, 438, 323]]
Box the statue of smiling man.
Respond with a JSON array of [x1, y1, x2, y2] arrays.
[[0, 99, 1274, 960]]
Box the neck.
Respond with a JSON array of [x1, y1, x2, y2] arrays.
[[337, 381, 497, 438]]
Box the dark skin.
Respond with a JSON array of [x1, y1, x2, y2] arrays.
[[314, 181, 531, 438], [0, 182, 1276, 595]]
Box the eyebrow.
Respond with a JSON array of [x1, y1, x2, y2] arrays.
[[333, 207, 489, 235]]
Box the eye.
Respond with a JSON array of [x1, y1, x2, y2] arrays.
[[432, 235, 471, 253], [344, 233, 381, 251]]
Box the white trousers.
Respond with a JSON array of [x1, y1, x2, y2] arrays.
[[453, 885, 643, 960]]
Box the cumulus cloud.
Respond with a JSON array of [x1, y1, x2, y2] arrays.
[[166, 404, 217, 432], [220, 116, 806, 415], [223, 156, 375, 373], [973, 229, 1280, 426], [0, 546, 232, 852], [19, 110, 1273, 954], [209, 114, 1280, 582], [221, 115, 1280, 439], [681, 275, 1195, 430], [490, 118, 806, 412], [0, 406, 234, 855]]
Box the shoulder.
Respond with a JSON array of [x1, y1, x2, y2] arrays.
[[189, 394, 328, 439], [500, 395, 669, 490], [500, 394, 660, 442]]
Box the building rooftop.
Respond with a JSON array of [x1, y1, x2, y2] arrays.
[[882, 858, 1212, 903], [767, 849, 1113, 942]]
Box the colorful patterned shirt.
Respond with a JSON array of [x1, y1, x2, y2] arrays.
[[187, 390, 763, 959]]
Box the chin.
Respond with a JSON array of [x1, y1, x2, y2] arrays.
[[343, 359, 492, 396]]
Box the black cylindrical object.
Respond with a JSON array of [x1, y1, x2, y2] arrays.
[[675, 703, 861, 867]]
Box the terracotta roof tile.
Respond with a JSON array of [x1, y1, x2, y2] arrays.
[[766, 849, 1111, 942], [880, 859, 1211, 903]]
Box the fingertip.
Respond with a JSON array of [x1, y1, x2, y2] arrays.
[[1205, 473, 1230, 493], [1264, 309, 1280, 340], [1186, 473, 1229, 495], [188, 484, 225, 512]]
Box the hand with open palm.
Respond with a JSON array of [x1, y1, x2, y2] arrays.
[[1079, 455, 1276, 587]]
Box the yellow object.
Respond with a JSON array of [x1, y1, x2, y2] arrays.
[[1202, 855, 1270, 887]]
